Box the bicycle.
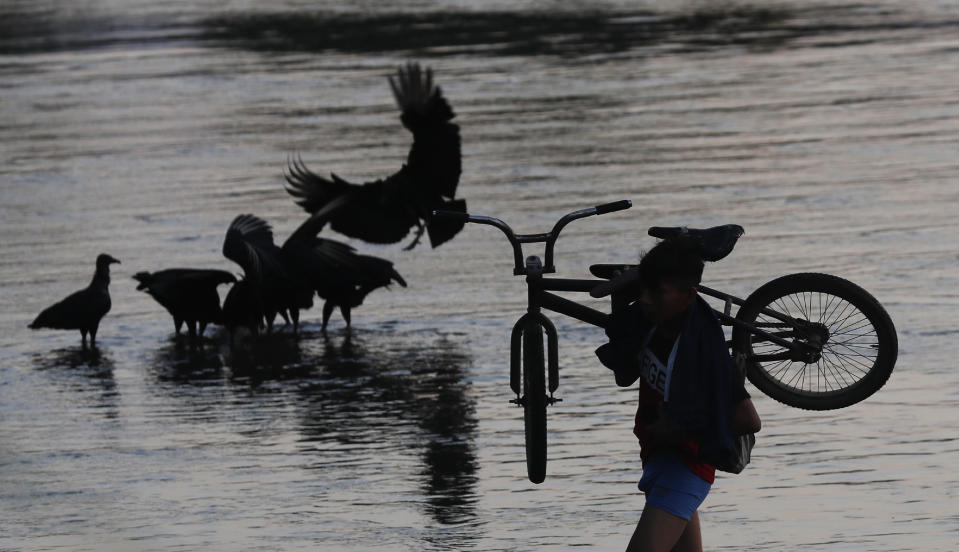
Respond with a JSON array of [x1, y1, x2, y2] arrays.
[[434, 200, 898, 484]]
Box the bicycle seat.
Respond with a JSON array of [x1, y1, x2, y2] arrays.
[[589, 263, 636, 280], [647, 224, 744, 262]]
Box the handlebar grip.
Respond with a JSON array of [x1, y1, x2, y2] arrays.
[[432, 209, 470, 221], [594, 199, 632, 215]]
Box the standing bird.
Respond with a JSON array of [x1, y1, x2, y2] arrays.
[[132, 268, 236, 340], [309, 238, 407, 331], [221, 214, 307, 340], [29, 253, 121, 347], [223, 198, 406, 335], [284, 62, 466, 250], [221, 277, 266, 346]]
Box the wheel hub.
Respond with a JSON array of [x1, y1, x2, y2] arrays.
[[791, 322, 830, 363]]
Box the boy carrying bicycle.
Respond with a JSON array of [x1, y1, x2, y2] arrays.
[[594, 236, 761, 552]]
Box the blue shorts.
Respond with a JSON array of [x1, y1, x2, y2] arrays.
[[638, 451, 712, 521]]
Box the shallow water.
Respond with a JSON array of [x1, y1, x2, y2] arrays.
[[2, 1, 959, 550]]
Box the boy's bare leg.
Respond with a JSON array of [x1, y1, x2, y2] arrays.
[[626, 506, 702, 552], [672, 511, 702, 552]]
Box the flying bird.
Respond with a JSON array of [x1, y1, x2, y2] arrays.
[[284, 62, 466, 250], [29, 253, 121, 347], [133, 268, 236, 340]]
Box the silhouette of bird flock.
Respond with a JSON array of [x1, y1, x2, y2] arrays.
[[28, 63, 465, 348]]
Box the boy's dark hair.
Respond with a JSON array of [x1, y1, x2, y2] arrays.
[[638, 236, 704, 290]]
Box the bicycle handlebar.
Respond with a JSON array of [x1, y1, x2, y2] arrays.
[[593, 199, 632, 215], [433, 199, 632, 275]]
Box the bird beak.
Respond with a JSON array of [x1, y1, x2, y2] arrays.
[[111, 257, 121, 265]]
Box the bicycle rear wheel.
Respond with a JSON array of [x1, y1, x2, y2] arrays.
[[732, 273, 897, 410], [523, 322, 547, 484]]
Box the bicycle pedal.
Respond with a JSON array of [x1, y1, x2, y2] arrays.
[[547, 396, 563, 405], [509, 397, 525, 407]]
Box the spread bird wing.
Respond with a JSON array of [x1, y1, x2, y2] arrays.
[[283, 156, 353, 215], [222, 214, 286, 281], [389, 62, 462, 201], [285, 158, 419, 244]]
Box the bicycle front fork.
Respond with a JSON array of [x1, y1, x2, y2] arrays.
[[509, 312, 561, 406]]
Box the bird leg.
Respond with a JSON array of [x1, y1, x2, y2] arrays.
[[322, 301, 335, 332], [81, 329, 88, 348], [174, 318, 183, 335], [403, 221, 426, 251], [291, 308, 300, 335], [341, 306, 352, 328]]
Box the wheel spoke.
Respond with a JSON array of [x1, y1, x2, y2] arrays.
[[822, 344, 876, 372], [753, 291, 879, 394], [819, 292, 840, 325], [823, 350, 869, 384], [828, 303, 863, 333], [737, 274, 895, 409], [823, 300, 855, 329], [786, 293, 809, 319], [820, 350, 854, 388]]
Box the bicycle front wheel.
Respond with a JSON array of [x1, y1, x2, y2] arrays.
[[732, 273, 898, 410], [523, 322, 547, 484]]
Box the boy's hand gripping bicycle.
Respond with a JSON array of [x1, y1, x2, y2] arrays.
[[435, 200, 897, 484]]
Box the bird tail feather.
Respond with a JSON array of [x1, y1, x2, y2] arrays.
[[426, 198, 467, 248]]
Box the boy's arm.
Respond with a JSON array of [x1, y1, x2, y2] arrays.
[[611, 353, 640, 387], [730, 398, 761, 435], [595, 303, 645, 387]]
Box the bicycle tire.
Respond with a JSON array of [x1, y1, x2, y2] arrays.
[[732, 273, 897, 410], [523, 322, 548, 484]]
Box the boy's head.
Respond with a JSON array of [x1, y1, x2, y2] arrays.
[[638, 237, 704, 324]]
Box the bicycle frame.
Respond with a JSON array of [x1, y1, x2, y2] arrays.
[[434, 201, 823, 400]]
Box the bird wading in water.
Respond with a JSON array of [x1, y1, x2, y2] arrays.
[[222, 197, 406, 336], [133, 268, 236, 341], [29, 253, 121, 348]]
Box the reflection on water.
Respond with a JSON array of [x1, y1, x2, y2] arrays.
[[29, 346, 119, 420], [32, 345, 114, 372], [149, 335, 225, 384], [138, 325, 480, 543], [224, 332, 311, 384], [297, 332, 479, 533]]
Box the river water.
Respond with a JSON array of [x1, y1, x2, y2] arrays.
[[2, 1, 959, 550]]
